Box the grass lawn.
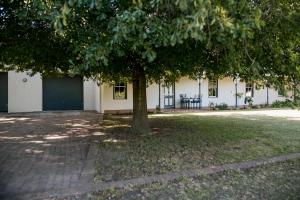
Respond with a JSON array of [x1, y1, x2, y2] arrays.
[[94, 112, 300, 183], [93, 158, 300, 200]]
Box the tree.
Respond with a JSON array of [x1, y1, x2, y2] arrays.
[[245, 0, 300, 101], [1, 0, 299, 134], [0, 0, 72, 75]]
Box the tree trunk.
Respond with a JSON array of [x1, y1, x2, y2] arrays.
[[293, 83, 297, 103], [132, 64, 151, 135]]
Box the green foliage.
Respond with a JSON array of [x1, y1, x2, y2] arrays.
[[209, 102, 229, 110], [215, 103, 228, 110], [272, 99, 299, 109], [244, 97, 254, 107], [1, 1, 299, 83], [235, 92, 244, 98], [0, 1, 73, 76], [1, 0, 278, 83], [247, 0, 300, 87], [1, 1, 299, 129]]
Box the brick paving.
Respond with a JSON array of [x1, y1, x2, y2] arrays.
[[0, 112, 102, 200]]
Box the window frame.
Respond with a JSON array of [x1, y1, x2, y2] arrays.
[[208, 79, 218, 98], [245, 83, 254, 97], [113, 83, 127, 100]]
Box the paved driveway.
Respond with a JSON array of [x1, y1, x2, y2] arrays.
[[0, 112, 102, 200]]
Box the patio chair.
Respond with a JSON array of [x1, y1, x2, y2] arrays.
[[180, 94, 189, 109], [190, 97, 201, 109]]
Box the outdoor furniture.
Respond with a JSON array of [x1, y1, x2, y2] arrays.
[[180, 94, 188, 109], [180, 94, 201, 109], [190, 97, 201, 109]]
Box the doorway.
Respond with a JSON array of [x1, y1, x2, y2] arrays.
[[163, 83, 175, 109]]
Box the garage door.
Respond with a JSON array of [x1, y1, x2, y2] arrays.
[[0, 72, 8, 112], [43, 77, 83, 111]]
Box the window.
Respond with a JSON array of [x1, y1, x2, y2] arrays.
[[278, 86, 285, 96], [245, 83, 254, 97], [208, 79, 218, 97], [113, 83, 127, 99]]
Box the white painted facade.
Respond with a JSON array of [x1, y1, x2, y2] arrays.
[[3, 71, 293, 113], [8, 71, 43, 113], [83, 79, 101, 111], [100, 83, 160, 112], [101, 77, 292, 113], [6, 71, 99, 113], [172, 77, 290, 108]]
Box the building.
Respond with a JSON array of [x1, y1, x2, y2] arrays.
[[0, 71, 292, 113]]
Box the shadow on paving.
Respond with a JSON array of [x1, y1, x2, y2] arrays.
[[0, 112, 103, 200]]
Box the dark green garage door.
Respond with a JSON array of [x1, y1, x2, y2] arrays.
[[0, 72, 8, 112], [43, 77, 83, 111]]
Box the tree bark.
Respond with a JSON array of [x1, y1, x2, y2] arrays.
[[132, 64, 151, 135], [293, 82, 297, 103]]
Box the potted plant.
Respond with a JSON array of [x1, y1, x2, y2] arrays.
[[209, 102, 215, 110], [245, 97, 254, 108]]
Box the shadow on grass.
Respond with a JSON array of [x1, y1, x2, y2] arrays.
[[94, 114, 300, 182]]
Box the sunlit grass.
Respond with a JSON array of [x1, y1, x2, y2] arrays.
[[95, 113, 300, 182]]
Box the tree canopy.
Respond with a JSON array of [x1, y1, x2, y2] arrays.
[[1, 0, 265, 78], [1, 0, 299, 133]]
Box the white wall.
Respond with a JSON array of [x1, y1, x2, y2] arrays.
[[83, 80, 97, 111], [7, 70, 294, 113], [174, 77, 199, 108], [147, 83, 160, 109], [101, 83, 159, 112], [8, 71, 101, 113], [247, 84, 290, 105], [173, 77, 238, 108], [173, 77, 292, 108], [268, 86, 291, 104], [201, 77, 237, 107], [101, 83, 133, 111], [8, 71, 43, 113]]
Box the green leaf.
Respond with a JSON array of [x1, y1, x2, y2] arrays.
[[176, 0, 188, 11]]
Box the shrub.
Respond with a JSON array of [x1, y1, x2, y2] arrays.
[[244, 97, 254, 107], [271, 99, 299, 109], [215, 103, 229, 110], [209, 102, 215, 110]]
